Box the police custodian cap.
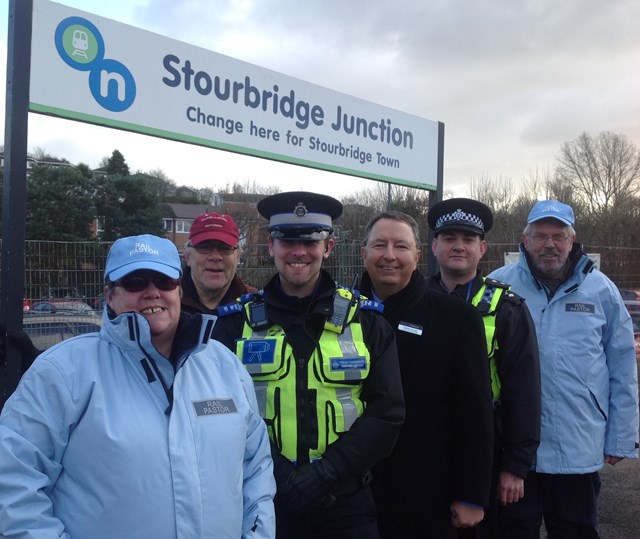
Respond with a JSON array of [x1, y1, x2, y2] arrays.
[[428, 198, 493, 236], [257, 191, 343, 240]]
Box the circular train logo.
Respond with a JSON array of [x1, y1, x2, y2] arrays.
[[55, 17, 136, 112]]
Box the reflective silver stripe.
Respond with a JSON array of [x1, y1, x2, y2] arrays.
[[337, 325, 360, 381], [253, 381, 269, 418], [336, 388, 358, 430], [244, 362, 262, 375]]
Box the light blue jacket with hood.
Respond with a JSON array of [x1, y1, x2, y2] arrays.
[[0, 311, 276, 538], [490, 243, 639, 474]]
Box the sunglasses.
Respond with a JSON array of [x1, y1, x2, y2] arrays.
[[113, 275, 180, 293]]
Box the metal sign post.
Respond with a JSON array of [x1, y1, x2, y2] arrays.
[[1, 0, 32, 408], [427, 122, 445, 275]]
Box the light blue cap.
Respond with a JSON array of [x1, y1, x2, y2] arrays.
[[105, 234, 182, 282], [527, 200, 575, 226]]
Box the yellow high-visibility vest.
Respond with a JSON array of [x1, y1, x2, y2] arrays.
[[470, 279, 507, 402], [235, 292, 371, 462]]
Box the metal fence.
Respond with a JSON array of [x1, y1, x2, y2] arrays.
[[0, 239, 635, 355], [13, 239, 640, 308]]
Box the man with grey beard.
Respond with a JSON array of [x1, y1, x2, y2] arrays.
[[489, 200, 638, 538]]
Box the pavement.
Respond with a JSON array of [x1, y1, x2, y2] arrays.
[[595, 457, 640, 539], [542, 372, 640, 538], [540, 452, 640, 538], [594, 369, 640, 538]]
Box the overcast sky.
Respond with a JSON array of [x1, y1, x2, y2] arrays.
[[1, 0, 639, 200]]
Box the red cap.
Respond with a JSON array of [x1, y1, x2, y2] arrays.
[[189, 213, 239, 247]]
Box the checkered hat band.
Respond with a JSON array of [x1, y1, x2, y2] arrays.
[[435, 209, 484, 232]]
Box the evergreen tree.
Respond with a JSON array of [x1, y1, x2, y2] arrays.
[[105, 149, 130, 176], [25, 165, 95, 241], [94, 173, 164, 240]]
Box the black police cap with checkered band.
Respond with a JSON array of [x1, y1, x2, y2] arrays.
[[428, 198, 493, 236]]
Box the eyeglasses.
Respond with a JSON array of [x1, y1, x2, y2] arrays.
[[190, 242, 237, 256], [528, 233, 571, 245], [113, 275, 180, 293]]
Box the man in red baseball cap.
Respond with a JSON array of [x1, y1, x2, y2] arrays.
[[181, 212, 255, 314]]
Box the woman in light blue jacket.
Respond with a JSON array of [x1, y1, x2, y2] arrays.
[[0, 234, 276, 539], [489, 200, 638, 538]]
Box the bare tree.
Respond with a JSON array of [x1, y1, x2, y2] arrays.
[[219, 179, 281, 197], [214, 180, 280, 257], [147, 168, 172, 182], [146, 170, 178, 201], [544, 177, 580, 212], [342, 182, 390, 212], [468, 174, 514, 214], [554, 131, 640, 219], [461, 174, 541, 243], [521, 166, 554, 201], [29, 147, 70, 164], [340, 183, 430, 244]]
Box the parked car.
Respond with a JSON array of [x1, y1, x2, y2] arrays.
[[41, 286, 84, 300], [623, 300, 640, 362], [632, 312, 640, 332], [624, 299, 640, 316], [619, 288, 640, 301], [23, 314, 102, 351], [623, 300, 639, 329], [31, 300, 95, 314], [91, 293, 106, 311]]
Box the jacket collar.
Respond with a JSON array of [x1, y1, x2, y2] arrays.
[[262, 269, 335, 326], [429, 269, 485, 300], [180, 267, 255, 313], [360, 269, 427, 323], [101, 310, 216, 376]]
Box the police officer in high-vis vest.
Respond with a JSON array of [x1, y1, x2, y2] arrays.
[[213, 191, 405, 539], [428, 198, 541, 539]]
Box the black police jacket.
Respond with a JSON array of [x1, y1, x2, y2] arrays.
[[428, 270, 541, 480], [213, 269, 405, 487]]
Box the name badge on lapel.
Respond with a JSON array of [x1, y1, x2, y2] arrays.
[[398, 321, 423, 336], [193, 398, 238, 417]]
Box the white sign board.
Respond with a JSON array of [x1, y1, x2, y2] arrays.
[[30, 0, 441, 189], [504, 252, 601, 270]]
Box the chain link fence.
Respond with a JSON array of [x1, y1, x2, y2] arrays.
[[11, 239, 640, 308], [1, 239, 636, 353]]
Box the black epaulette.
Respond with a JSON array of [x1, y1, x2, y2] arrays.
[[484, 277, 510, 290], [484, 277, 524, 304], [502, 289, 525, 303]]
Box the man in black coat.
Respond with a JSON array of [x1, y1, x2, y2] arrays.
[[360, 210, 494, 538]]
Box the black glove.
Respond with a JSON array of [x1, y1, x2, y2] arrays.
[[270, 444, 295, 486], [279, 458, 340, 514]]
